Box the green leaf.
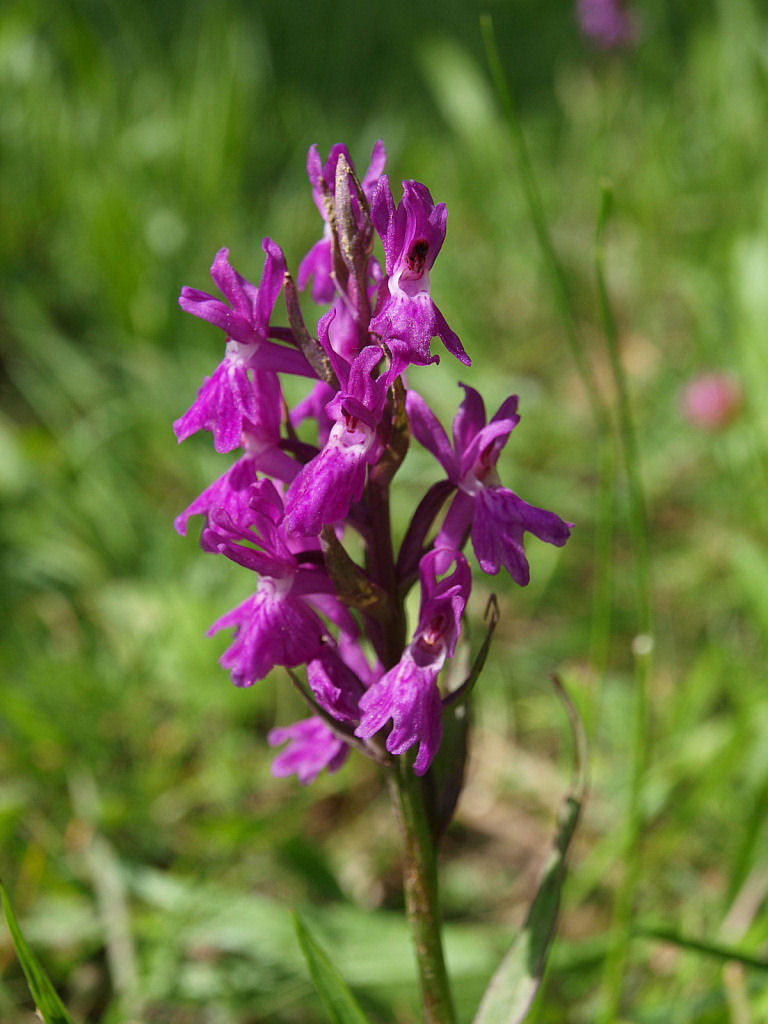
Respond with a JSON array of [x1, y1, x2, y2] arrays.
[[428, 595, 500, 840], [472, 677, 587, 1024], [633, 924, 768, 971], [444, 594, 500, 711], [0, 881, 79, 1024], [293, 911, 371, 1024]]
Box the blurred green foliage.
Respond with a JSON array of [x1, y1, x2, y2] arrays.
[[3, 0, 768, 1020]]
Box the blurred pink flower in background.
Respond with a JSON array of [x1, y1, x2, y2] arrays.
[[680, 372, 743, 431], [577, 0, 636, 49]]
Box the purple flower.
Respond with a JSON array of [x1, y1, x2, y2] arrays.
[[577, 0, 636, 49], [369, 178, 470, 372], [284, 332, 392, 537], [210, 584, 328, 687], [325, 288, 384, 364], [201, 480, 336, 686], [268, 717, 349, 785], [307, 642, 370, 723], [175, 241, 313, 453], [407, 385, 571, 584], [298, 141, 387, 304], [173, 432, 301, 537], [356, 549, 471, 775], [175, 382, 301, 536]]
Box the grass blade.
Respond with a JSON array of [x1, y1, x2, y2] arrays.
[[0, 881, 79, 1024], [635, 924, 768, 972], [293, 911, 371, 1024], [472, 678, 587, 1024]]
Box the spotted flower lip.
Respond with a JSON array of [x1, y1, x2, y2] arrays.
[[369, 177, 470, 371], [209, 583, 328, 687], [407, 385, 571, 583], [355, 549, 471, 775]]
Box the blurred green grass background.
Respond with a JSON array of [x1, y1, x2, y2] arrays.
[[3, 0, 768, 1020]]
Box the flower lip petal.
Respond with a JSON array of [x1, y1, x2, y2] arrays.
[[472, 486, 572, 582], [268, 717, 349, 785], [355, 658, 443, 776]]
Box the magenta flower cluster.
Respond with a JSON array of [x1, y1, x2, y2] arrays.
[[175, 142, 571, 783]]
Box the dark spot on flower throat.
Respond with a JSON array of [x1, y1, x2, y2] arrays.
[[406, 239, 429, 274]]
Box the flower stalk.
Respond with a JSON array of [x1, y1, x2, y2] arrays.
[[389, 758, 457, 1024]]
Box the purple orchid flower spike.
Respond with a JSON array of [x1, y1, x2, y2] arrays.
[[356, 548, 471, 775], [407, 385, 572, 584], [284, 317, 393, 537], [175, 240, 313, 453], [201, 480, 339, 686], [268, 717, 350, 785], [369, 177, 470, 372], [174, 140, 575, 816], [298, 140, 387, 304]]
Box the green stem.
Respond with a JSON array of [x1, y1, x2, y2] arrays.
[[366, 473, 407, 669], [589, 435, 617, 683], [389, 759, 457, 1024], [481, 11, 618, 724], [482, 14, 655, 1014], [366, 423, 451, 1022], [594, 182, 653, 1023], [595, 185, 652, 636]]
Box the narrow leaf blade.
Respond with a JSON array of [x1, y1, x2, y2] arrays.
[[472, 677, 587, 1024], [634, 924, 768, 971], [293, 911, 372, 1024], [0, 881, 79, 1024]]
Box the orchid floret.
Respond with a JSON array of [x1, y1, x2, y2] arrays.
[[356, 549, 471, 775], [369, 177, 470, 371], [407, 385, 571, 583]]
